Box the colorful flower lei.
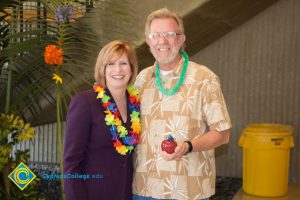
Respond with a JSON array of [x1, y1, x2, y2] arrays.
[[93, 83, 141, 155]]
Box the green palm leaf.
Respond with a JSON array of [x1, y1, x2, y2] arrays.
[[0, 0, 137, 124]]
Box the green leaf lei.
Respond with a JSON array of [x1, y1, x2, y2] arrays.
[[155, 50, 189, 96]]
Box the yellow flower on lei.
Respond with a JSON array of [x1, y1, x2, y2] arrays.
[[117, 126, 128, 137], [130, 111, 141, 133], [114, 118, 122, 126], [116, 145, 128, 155], [131, 121, 141, 133], [104, 111, 115, 125], [96, 90, 104, 99], [93, 84, 105, 98], [127, 85, 140, 98]]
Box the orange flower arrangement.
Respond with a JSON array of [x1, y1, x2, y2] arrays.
[[44, 6, 74, 86], [44, 44, 64, 65]]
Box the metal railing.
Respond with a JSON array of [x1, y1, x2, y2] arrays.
[[12, 122, 65, 165]]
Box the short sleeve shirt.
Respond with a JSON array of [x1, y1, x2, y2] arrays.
[[133, 58, 232, 200]]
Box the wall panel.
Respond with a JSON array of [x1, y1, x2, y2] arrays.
[[192, 0, 299, 182]]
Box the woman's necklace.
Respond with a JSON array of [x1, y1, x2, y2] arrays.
[[93, 83, 141, 155], [155, 50, 189, 96]]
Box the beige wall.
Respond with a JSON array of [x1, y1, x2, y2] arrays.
[[191, 0, 299, 182]]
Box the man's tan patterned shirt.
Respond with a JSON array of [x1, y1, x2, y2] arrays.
[[133, 58, 232, 200]]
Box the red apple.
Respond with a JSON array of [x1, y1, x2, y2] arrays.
[[161, 135, 177, 154]]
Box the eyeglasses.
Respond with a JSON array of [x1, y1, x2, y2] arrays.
[[148, 32, 182, 40]]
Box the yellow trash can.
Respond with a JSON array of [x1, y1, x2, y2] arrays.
[[239, 123, 294, 197]]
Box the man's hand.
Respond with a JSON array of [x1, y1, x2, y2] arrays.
[[160, 129, 231, 161], [161, 141, 188, 161]]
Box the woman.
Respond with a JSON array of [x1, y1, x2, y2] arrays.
[[63, 40, 140, 200]]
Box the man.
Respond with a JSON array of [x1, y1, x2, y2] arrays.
[[133, 8, 231, 200]]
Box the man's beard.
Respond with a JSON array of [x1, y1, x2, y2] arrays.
[[150, 45, 181, 65]]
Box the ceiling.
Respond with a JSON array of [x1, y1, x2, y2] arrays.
[[136, 0, 280, 70]]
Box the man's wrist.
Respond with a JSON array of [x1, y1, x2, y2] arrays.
[[184, 140, 193, 155]]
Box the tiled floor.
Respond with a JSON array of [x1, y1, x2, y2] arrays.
[[211, 177, 242, 200], [233, 184, 300, 200], [210, 177, 300, 200]]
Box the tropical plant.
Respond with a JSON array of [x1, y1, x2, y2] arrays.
[[0, 0, 137, 199], [0, 0, 95, 120], [0, 113, 36, 199], [43, 4, 77, 198], [0, 0, 138, 123]]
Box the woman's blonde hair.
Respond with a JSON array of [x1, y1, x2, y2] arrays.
[[94, 40, 138, 88], [145, 8, 185, 36]]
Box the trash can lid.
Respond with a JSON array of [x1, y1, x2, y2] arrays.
[[243, 123, 293, 136]]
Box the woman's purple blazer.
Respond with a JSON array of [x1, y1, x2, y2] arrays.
[[63, 89, 133, 200]]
